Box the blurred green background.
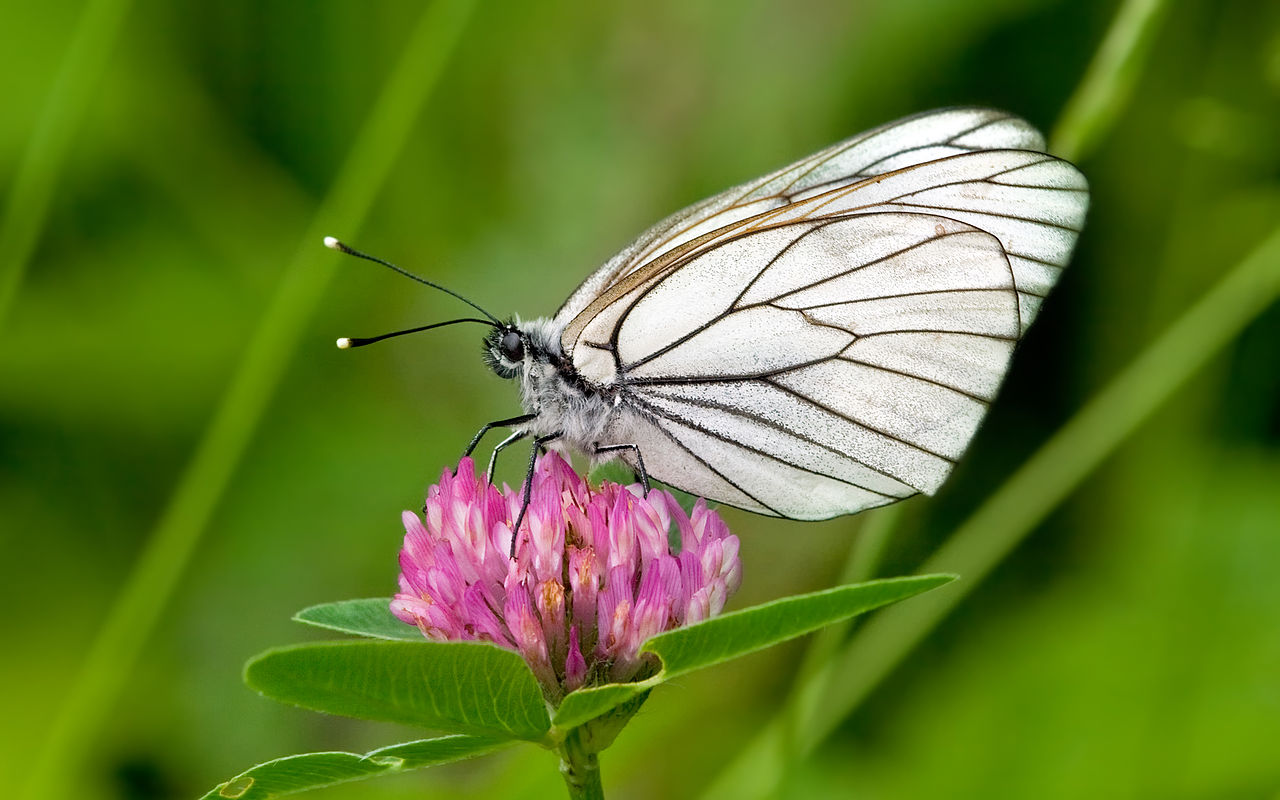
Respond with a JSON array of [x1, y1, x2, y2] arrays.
[[3, 0, 1278, 798]]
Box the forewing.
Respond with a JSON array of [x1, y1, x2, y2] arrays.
[[758, 149, 1089, 331], [554, 107, 1046, 327], [588, 212, 1021, 519]]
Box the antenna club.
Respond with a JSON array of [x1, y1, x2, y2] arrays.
[[336, 337, 353, 349], [323, 236, 343, 250]]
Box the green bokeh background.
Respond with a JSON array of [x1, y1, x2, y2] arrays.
[[3, 1, 1278, 798]]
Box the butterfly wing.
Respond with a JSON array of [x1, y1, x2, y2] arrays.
[[557, 109, 1087, 519], [577, 212, 1024, 518], [553, 107, 1048, 327]]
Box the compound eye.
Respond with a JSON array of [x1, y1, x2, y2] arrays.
[[500, 330, 524, 362]]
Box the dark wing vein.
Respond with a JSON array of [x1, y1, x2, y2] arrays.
[[833, 355, 997, 404], [781, 109, 1020, 193], [761, 376, 958, 464], [795, 286, 1019, 308], [632, 389, 915, 497], [990, 177, 1089, 191], [738, 224, 981, 311], [1008, 251, 1069, 270], [628, 394, 909, 501], [622, 353, 840, 386], [615, 219, 1005, 374], [634, 409, 783, 516], [885, 201, 1084, 234], [856, 327, 1018, 342], [798, 153, 1068, 220], [842, 116, 1017, 179], [613, 222, 823, 369], [727, 220, 830, 310]]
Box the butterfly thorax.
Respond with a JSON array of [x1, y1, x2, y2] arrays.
[[492, 316, 617, 456]]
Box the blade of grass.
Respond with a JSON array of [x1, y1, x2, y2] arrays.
[[21, 2, 477, 798], [1050, 0, 1172, 161], [109, 61, 314, 266], [0, 0, 134, 330]]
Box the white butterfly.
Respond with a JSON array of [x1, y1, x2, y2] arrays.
[[335, 107, 1088, 524]]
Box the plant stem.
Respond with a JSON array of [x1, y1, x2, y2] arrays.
[[559, 728, 606, 800]]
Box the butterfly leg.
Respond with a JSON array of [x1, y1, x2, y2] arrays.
[[486, 429, 527, 483], [462, 413, 537, 460], [509, 431, 563, 558], [593, 442, 651, 496]]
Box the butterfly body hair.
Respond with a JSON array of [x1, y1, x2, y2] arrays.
[[494, 316, 628, 464]]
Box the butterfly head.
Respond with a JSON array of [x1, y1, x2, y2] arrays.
[[483, 317, 566, 381]]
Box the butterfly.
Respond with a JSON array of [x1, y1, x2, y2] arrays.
[[332, 106, 1088, 529]]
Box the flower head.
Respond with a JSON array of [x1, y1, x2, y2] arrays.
[[391, 453, 741, 701]]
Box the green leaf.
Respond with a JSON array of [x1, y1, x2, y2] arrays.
[[648, 574, 955, 677], [246, 640, 550, 741], [293, 598, 421, 641], [553, 684, 648, 733], [199, 734, 512, 800], [552, 574, 953, 729]]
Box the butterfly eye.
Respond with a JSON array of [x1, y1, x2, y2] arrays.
[[500, 330, 524, 362]]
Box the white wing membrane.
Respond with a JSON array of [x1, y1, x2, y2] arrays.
[[748, 149, 1085, 331], [615, 225, 809, 368], [599, 413, 765, 512], [802, 290, 1019, 338], [555, 107, 1088, 519], [585, 212, 1022, 516], [649, 417, 899, 519], [636, 381, 940, 497], [642, 391, 916, 499], [772, 361, 986, 462], [627, 304, 849, 381], [844, 332, 1014, 401]]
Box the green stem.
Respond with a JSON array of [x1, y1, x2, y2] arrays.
[[559, 728, 606, 800], [21, 3, 476, 799], [0, 0, 134, 331]]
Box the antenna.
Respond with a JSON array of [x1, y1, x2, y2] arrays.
[[324, 236, 504, 326], [337, 317, 497, 349]]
